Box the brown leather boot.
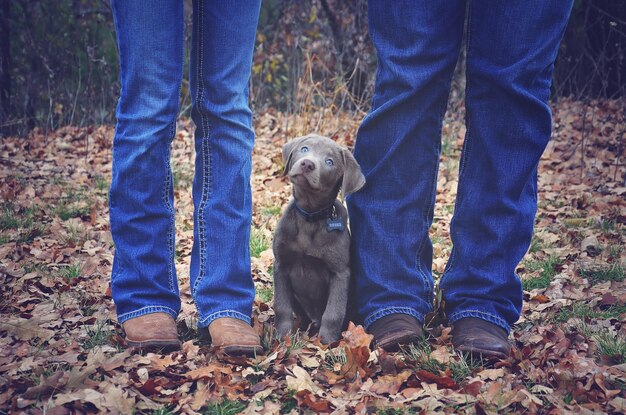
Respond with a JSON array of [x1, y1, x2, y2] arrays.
[[122, 312, 181, 352], [208, 317, 263, 357], [451, 317, 510, 359], [368, 314, 423, 352]]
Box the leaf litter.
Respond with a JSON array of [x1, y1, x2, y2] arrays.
[[0, 98, 625, 414]]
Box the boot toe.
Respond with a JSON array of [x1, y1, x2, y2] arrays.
[[451, 317, 510, 359], [123, 312, 181, 352], [368, 314, 423, 352], [208, 317, 263, 357]]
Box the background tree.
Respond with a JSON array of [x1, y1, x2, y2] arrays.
[[0, 0, 624, 137]]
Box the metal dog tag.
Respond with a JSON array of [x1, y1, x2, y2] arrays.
[[326, 217, 344, 232]]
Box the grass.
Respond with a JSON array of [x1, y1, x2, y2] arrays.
[[63, 221, 91, 246], [579, 263, 624, 285], [204, 400, 246, 415], [575, 322, 626, 364], [449, 352, 485, 382], [403, 338, 484, 384], [257, 285, 273, 303], [594, 332, 626, 364], [0, 204, 27, 230], [172, 168, 193, 191], [59, 262, 83, 283], [404, 339, 445, 375], [283, 330, 307, 357], [608, 245, 623, 261], [262, 206, 282, 217], [0, 203, 44, 243], [93, 174, 109, 193], [250, 228, 270, 258], [554, 303, 626, 323], [15, 225, 46, 244], [521, 256, 562, 291], [377, 408, 416, 415], [279, 391, 298, 414], [82, 320, 112, 350], [55, 201, 90, 221], [324, 348, 347, 372]]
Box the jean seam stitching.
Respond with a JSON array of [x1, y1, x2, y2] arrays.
[[192, 0, 211, 300], [198, 310, 252, 327], [448, 309, 510, 330], [118, 305, 179, 322], [162, 121, 177, 294]]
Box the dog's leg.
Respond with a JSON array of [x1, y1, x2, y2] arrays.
[[319, 270, 350, 343], [273, 260, 295, 340]]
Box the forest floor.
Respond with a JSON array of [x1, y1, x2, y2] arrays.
[[0, 98, 625, 414]]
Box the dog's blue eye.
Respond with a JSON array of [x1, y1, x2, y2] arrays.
[[301, 146, 309, 153], [325, 159, 334, 166]]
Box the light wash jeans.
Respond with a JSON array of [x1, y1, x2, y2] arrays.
[[347, 0, 573, 333], [109, 1, 261, 328]]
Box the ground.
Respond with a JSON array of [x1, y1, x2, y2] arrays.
[[0, 98, 624, 414]]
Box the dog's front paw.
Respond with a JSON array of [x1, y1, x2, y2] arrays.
[[275, 322, 293, 341], [319, 328, 341, 344]]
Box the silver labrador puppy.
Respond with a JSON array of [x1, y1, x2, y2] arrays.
[[273, 134, 366, 343]]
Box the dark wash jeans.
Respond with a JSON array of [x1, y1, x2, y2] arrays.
[[109, 1, 261, 328], [347, 0, 574, 332]]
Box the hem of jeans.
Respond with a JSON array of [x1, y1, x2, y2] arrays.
[[117, 306, 179, 324], [197, 310, 252, 328], [447, 309, 511, 334], [363, 307, 424, 330]]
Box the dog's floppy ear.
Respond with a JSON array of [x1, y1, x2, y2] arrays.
[[282, 136, 307, 176], [341, 149, 366, 198]]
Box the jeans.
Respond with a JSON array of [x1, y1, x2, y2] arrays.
[[347, 0, 573, 333], [109, 1, 261, 328]]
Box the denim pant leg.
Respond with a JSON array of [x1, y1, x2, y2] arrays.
[[109, 1, 184, 323], [440, 1, 574, 332], [347, 1, 466, 329], [189, 0, 262, 328]]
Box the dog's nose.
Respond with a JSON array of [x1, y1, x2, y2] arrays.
[[300, 159, 315, 172]]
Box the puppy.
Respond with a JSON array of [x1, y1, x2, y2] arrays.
[[272, 134, 365, 343]]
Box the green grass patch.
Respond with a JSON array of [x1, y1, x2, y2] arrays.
[[257, 285, 273, 303], [528, 234, 549, 254], [608, 245, 623, 261], [594, 332, 626, 364], [521, 256, 561, 291], [63, 221, 91, 246], [250, 228, 270, 258], [59, 262, 83, 283], [449, 352, 485, 382], [279, 391, 298, 414], [93, 174, 109, 193], [82, 320, 112, 350], [404, 338, 484, 384], [262, 206, 282, 216], [0, 203, 44, 243], [172, 168, 193, 191], [55, 203, 90, 221], [324, 348, 347, 372], [0, 204, 26, 230], [204, 400, 246, 415], [552, 303, 626, 322], [579, 263, 624, 285], [282, 330, 306, 357]]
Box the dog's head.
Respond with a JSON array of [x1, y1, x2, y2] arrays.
[[282, 134, 365, 201]]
